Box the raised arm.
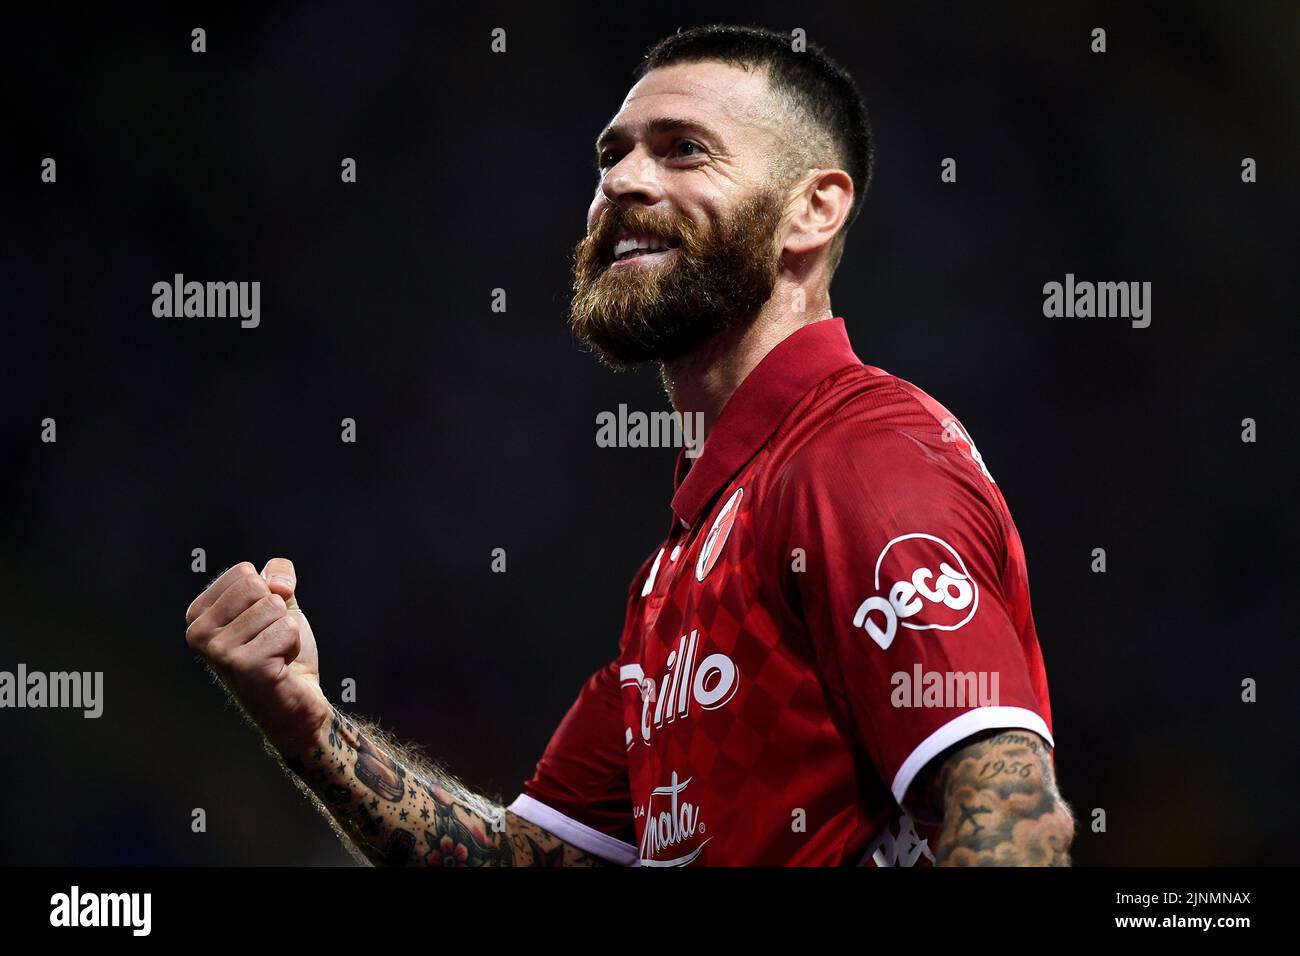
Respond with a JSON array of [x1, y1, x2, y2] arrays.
[[184, 558, 605, 866], [918, 729, 1075, 866]]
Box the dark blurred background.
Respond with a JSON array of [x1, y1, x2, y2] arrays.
[[1, 1, 1296, 865]]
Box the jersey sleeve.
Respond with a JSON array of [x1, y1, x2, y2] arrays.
[[760, 415, 1053, 823], [506, 659, 639, 865]]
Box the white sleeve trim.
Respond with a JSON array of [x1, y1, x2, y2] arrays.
[[506, 793, 640, 866], [890, 706, 1054, 820]]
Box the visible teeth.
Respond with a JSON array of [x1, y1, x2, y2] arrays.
[[613, 235, 673, 259]]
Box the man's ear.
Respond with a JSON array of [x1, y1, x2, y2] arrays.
[[781, 168, 853, 260]]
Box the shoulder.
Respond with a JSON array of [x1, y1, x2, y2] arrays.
[[768, 364, 996, 501]]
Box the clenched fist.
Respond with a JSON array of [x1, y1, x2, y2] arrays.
[[185, 558, 332, 755]]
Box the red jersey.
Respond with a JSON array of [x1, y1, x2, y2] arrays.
[[507, 317, 1054, 866]]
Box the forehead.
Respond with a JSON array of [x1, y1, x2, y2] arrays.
[[601, 60, 779, 144]]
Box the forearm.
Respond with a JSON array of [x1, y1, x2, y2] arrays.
[[275, 705, 604, 866], [928, 730, 1075, 867]]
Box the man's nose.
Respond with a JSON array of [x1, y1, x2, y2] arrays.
[[600, 150, 664, 208]]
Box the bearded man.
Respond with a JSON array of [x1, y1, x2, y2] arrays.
[[185, 24, 1073, 867]]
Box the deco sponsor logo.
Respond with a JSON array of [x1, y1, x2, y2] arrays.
[[851, 533, 978, 651]]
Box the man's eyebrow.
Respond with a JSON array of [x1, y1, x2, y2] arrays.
[[595, 117, 721, 155]]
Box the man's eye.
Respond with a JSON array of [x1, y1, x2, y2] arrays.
[[596, 141, 702, 172]]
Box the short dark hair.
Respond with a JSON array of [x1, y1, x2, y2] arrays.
[[634, 24, 873, 267]]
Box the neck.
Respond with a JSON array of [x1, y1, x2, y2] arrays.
[[660, 281, 833, 446]]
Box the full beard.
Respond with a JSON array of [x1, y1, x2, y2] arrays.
[[569, 190, 786, 369]]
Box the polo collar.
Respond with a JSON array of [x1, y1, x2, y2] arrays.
[[670, 316, 862, 529]]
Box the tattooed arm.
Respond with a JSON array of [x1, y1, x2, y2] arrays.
[[184, 558, 606, 867], [273, 707, 607, 867], [917, 730, 1075, 866]]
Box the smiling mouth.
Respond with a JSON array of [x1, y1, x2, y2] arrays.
[[610, 248, 679, 269], [609, 233, 681, 266]]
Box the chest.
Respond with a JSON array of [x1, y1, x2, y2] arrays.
[[622, 482, 763, 744], [617, 473, 829, 851]]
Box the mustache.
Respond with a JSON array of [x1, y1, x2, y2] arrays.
[[585, 207, 691, 261]]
